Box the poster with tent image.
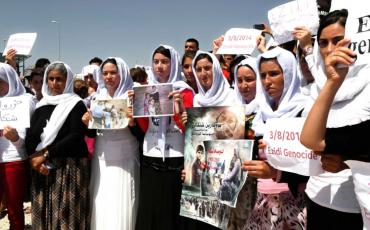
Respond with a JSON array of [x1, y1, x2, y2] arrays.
[[89, 99, 128, 129]]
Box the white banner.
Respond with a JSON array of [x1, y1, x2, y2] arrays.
[[345, 3, 370, 66], [0, 96, 30, 129], [345, 160, 370, 229], [263, 118, 324, 176], [216, 28, 261, 55], [3, 33, 37, 56], [268, 0, 319, 45]]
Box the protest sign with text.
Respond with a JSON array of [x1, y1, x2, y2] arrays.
[[345, 160, 370, 228], [268, 0, 319, 45], [3, 33, 37, 56], [0, 96, 30, 129], [345, 4, 370, 66], [263, 118, 324, 176], [216, 28, 261, 55]]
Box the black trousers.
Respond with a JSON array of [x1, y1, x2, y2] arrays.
[[306, 194, 363, 230]]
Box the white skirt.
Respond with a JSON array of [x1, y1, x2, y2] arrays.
[[90, 130, 140, 230]]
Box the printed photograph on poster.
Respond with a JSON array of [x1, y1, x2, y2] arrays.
[[133, 83, 174, 117], [202, 140, 253, 207], [89, 99, 128, 129], [180, 194, 230, 229], [180, 106, 249, 228]]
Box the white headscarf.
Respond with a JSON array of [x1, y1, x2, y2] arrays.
[[192, 51, 236, 107], [305, 39, 370, 128], [233, 57, 261, 114], [81, 64, 103, 87], [148, 44, 193, 92], [95, 57, 133, 99], [252, 47, 307, 136], [148, 45, 193, 160], [0, 63, 26, 97], [35, 61, 82, 151]]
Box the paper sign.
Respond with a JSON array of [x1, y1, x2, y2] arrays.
[[345, 5, 370, 66], [0, 96, 30, 129], [345, 160, 370, 229], [3, 33, 37, 56], [268, 0, 319, 45], [263, 118, 324, 176], [217, 28, 262, 55]]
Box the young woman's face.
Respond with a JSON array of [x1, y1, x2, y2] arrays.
[[47, 70, 67, 96], [182, 57, 195, 83], [0, 79, 9, 96], [30, 75, 43, 92], [153, 53, 171, 83], [260, 59, 284, 103], [195, 58, 213, 92], [236, 66, 257, 103], [84, 74, 98, 90], [319, 22, 345, 60], [102, 63, 120, 93]]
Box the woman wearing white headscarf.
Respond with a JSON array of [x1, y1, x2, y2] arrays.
[[0, 63, 34, 230], [243, 47, 308, 230], [25, 61, 90, 229], [192, 51, 236, 107], [86, 57, 140, 230], [300, 9, 368, 229], [135, 45, 194, 230], [81, 64, 101, 95], [226, 57, 260, 229]]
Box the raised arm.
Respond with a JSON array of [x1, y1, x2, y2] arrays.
[[300, 39, 356, 151]]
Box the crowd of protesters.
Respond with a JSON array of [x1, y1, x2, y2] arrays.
[[0, 1, 369, 230]]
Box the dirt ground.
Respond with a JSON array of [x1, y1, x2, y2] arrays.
[[0, 202, 31, 230]]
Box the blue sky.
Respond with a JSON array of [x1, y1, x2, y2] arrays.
[[1, 0, 287, 73]]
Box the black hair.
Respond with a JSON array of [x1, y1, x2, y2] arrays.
[[35, 58, 50, 69], [101, 58, 118, 71], [89, 57, 103, 65], [130, 67, 148, 84], [279, 40, 297, 55], [259, 57, 282, 72], [229, 55, 247, 84], [29, 70, 43, 81], [152, 46, 171, 60], [194, 53, 213, 67], [181, 51, 197, 66], [186, 38, 199, 48], [317, 9, 348, 40], [196, 145, 204, 153]]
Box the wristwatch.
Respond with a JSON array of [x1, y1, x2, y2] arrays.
[[43, 149, 49, 158], [303, 46, 313, 56]]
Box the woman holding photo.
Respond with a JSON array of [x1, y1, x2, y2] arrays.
[[133, 45, 194, 230], [82, 57, 140, 230], [243, 47, 308, 230]]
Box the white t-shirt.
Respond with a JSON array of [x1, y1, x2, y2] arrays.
[[305, 169, 361, 213], [143, 116, 184, 158], [0, 129, 27, 163]]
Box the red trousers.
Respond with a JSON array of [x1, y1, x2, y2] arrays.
[[0, 160, 28, 230]]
